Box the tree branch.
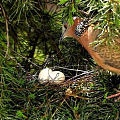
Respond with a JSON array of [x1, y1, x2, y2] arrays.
[[0, 2, 9, 56]]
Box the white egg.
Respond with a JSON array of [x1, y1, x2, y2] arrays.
[[49, 71, 65, 84], [38, 68, 52, 84]]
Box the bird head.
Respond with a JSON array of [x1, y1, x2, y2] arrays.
[[62, 17, 83, 40], [62, 17, 92, 50], [62, 17, 100, 50]]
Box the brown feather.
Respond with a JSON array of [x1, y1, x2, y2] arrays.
[[63, 18, 120, 74]]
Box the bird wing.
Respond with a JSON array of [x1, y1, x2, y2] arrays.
[[93, 40, 120, 69]]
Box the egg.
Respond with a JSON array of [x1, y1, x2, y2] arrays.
[[49, 71, 65, 84], [38, 68, 65, 84], [38, 68, 52, 84]]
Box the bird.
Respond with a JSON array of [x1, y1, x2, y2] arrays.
[[38, 68, 65, 84], [62, 17, 120, 100]]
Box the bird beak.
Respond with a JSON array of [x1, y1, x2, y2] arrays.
[[62, 22, 68, 37], [60, 17, 78, 42], [59, 24, 68, 43], [59, 33, 65, 43]]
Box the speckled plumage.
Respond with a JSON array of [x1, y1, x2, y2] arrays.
[[75, 19, 89, 37], [93, 41, 120, 69]]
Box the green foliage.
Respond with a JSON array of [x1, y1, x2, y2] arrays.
[[16, 110, 27, 119], [59, 0, 69, 5], [59, 0, 120, 45], [0, 44, 120, 119], [28, 93, 36, 100], [0, 0, 120, 120]]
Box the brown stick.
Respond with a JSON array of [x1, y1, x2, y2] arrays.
[[0, 2, 9, 56]]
